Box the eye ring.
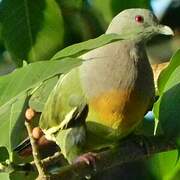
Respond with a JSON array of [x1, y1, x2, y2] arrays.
[[135, 15, 144, 23]]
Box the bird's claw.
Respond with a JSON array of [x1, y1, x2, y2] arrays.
[[74, 152, 98, 171]]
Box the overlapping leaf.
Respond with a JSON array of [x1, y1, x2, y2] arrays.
[[52, 33, 124, 60], [0, 58, 82, 154], [153, 50, 180, 140], [157, 50, 180, 94]]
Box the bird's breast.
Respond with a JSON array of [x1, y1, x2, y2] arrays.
[[88, 89, 150, 133]]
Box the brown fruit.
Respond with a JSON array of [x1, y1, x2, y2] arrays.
[[25, 108, 36, 121], [32, 127, 43, 139]]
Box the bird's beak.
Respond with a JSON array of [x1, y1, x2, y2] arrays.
[[157, 25, 174, 36]]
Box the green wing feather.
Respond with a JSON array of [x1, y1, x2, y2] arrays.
[[40, 67, 85, 130], [39, 68, 89, 162]]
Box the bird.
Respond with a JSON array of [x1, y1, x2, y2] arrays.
[[15, 8, 174, 164]]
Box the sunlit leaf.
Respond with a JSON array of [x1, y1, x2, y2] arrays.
[[0, 58, 82, 110], [157, 50, 180, 94], [52, 33, 124, 60], [147, 150, 179, 180], [0, 173, 9, 180]]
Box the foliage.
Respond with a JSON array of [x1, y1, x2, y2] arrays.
[[0, 0, 105, 66], [0, 0, 179, 179], [0, 0, 64, 66], [91, 0, 150, 23], [153, 50, 180, 142], [0, 58, 83, 156]]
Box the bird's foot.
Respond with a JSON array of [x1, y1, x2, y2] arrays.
[[74, 152, 98, 179], [74, 152, 98, 166], [74, 152, 99, 172]]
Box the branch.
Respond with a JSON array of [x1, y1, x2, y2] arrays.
[[50, 136, 176, 179], [3, 136, 175, 179], [31, 152, 63, 168], [25, 120, 50, 179]]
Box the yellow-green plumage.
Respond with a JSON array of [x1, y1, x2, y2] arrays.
[[40, 9, 173, 163]]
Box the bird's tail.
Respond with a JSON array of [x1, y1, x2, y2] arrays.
[[13, 137, 32, 157]]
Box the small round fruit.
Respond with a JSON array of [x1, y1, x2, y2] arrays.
[[32, 127, 43, 139], [25, 108, 36, 121]]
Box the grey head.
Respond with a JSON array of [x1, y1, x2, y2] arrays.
[[106, 8, 174, 41]]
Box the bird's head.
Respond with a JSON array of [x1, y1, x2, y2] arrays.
[[106, 9, 174, 41]]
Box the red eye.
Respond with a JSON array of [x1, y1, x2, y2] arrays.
[[135, 15, 144, 23]]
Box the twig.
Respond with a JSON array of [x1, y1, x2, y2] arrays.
[[25, 121, 50, 179], [2, 152, 64, 174], [50, 135, 176, 180], [31, 152, 64, 168]]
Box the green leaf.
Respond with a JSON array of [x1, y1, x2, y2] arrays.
[[135, 118, 155, 136], [157, 50, 180, 94], [56, 0, 104, 45], [0, 93, 28, 156], [91, 0, 149, 23], [0, 147, 9, 162], [88, 0, 112, 23], [147, 150, 179, 180], [0, 0, 64, 66], [57, 0, 83, 10], [0, 58, 82, 110], [52, 33, 124, 60], [29, 76, 59, 112], [0, 173, 9, 180], [0, 58, 82, 154], [111, 0, 150, 17], [52, 26, 154, 61], [153, 50, 180, 140], [155, 67, 180, 139]]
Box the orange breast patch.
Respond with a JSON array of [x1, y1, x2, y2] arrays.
[[88, 89, 149, 132]]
